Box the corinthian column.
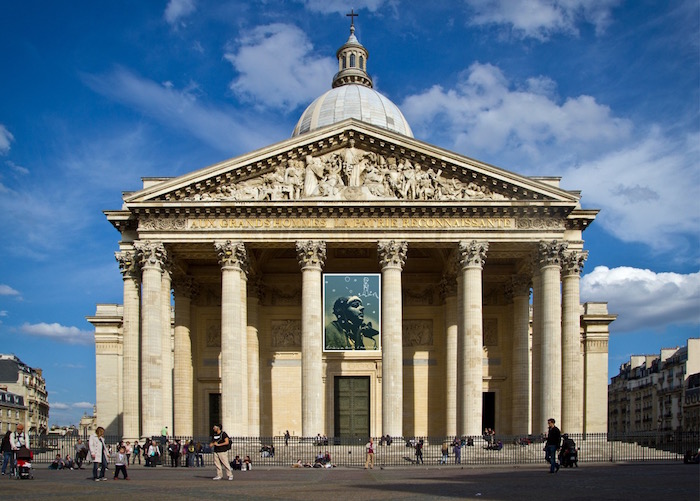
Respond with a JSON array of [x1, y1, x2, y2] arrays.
[[135, 240, 167, 437], [458, 240, 488, 437], [161, 261, 173, 434], [173, 275, 198, 437], [561, 250, 587, 433], [507, 274, 531, 435], [296, 240, 326, 437], [378, 240, 407, 437], [215, 240, 247, 436], [440, 252, 459, 437], [116, 250, 140, 441], [538, 240, 567, 426]]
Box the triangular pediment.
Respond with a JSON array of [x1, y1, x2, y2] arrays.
[[124, 119, 579, 206]]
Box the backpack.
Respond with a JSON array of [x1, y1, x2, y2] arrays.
[[188, 444, 195, 453]]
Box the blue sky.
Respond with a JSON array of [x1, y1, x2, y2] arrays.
[[0, 0, 698, 427]]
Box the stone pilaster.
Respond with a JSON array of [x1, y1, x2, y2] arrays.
[[116, 250, 140, 441], [582, 303, 615, 433], [296, 240, 326, 437], [506, 274, 531, 435], [215, 240, 247, 436], [135, 240, 167, 437], [538, 240, 567, 428], [457, 240, 488, 437], [378, 240, 407, 437], [561, 250, 587, 433], [439, 251, 459, 437], [172, 275, 198, 437]]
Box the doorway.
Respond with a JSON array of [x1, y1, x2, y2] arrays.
[[334, 376, 370, 438], [209, 393, 221, 430], [482, 392, 495, 431]]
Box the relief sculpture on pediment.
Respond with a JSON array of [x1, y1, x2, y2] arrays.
[[183, 144, 512, 203]]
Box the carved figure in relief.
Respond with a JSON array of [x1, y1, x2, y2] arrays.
[[304, 155, 325, 197], [344, 139, 366, 187]]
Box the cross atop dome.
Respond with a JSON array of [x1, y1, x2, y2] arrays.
[[346, 8, 358, 28]]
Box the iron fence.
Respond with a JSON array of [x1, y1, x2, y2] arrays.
[[28, 432, 700, 467]]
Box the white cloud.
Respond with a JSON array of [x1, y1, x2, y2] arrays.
[[402, 62, 632, 166], [164, 0, 196, 26], [225, 23, 335, 111], [73, 401, 94, 409], [0, 311, 7, 316], [562, 129, 700, 251], [83, 67, 279, 154], [465, 0, 622, 40], [581, 266, 700, 332], [20, 322, 94, 346], [302, 0, 388, 14], [51, 402, 70, 410], [0, 284, 21, 296], [0, 124, 14, 154], [5, 160, 29, 175]]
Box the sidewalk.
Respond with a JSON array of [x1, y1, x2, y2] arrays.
[[2, 462, 698, 500]]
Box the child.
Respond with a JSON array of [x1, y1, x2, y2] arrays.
[[113, 446, 129, 480]]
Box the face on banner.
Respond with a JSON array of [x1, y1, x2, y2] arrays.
[[323, 273, 381, 352]]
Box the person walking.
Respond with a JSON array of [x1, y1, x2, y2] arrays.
[[1, 430, 12, 475], [210, 425, 233, 481], [132, 440, 141, 465], [364, 438, 374, 469], [415, 439, 424, 465], [113, 445, 129, 480], [453, 439, 462, 464], [74, 438, 88, 470], [545, 418, 561, 473], [89, 426, 108, 481], [440, 441, 449, 464]]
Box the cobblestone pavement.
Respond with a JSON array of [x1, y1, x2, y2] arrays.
[[2, 462, 698, 500]]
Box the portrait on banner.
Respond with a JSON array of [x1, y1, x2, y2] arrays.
[[323, 273, 381, 351]]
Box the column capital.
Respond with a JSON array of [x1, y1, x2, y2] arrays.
[[172, 275, 199, 300], [215, 240, 247, 270], [296, 240, 326, 270], [115, 250, 139, 279], [505, 274, 531, 301], [377, 240, 407, 270], [537, 240, 568, 268], [562, 250, 588, 277], [458, 240, 488, 269], [134, 240, 167, 271]]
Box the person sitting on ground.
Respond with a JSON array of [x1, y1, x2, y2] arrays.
[[230, 455, 242, 471], [243, 455, 252, 471], [50, 453, 65, 470], [64, 454, 75, 470], [292, 458, 303, 468]]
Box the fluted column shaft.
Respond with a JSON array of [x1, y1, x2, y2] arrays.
[[161, 265, 173, 433], [440, 259, 459, 437], [136, 241, 166, 437], [378, 240, 407, 437], [117, 251, 140, 440], [561, 251, 587, 433], [457, 240, 488, 437], [509, 275, 531, 435], [173, 276, 197, 437], [531, 268, 542, 432], [239, 272, 249, 434], [215, 240, 247, 436], [247, 280, 262, 436], [538, 241, 566, 426], [297, 241, 326, 437]]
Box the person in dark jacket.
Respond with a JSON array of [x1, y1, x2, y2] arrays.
[[545, 418, 561, 473]]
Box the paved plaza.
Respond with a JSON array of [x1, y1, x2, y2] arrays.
[[2, 462, 698, 500]]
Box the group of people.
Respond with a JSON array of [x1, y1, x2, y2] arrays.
[[544, 418, 578, 473]]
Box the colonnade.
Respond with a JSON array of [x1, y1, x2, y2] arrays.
[[115, 238, 587, 440]]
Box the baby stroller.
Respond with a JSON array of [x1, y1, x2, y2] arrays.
[[14, 447, 34, 479]]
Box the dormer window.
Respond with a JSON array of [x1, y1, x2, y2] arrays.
[[350, 54, 356, 67]]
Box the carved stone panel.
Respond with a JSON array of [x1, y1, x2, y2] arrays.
[[483, 318, 498, 347], [403, 320, 433, 347], [205, 319, 221, 347], [271, 320, 302, 349]]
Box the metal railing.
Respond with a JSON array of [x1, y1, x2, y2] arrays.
[[28, 432, 700, 466]]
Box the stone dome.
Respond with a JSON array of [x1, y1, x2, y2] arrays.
[[292, 85, 413, 137], [291, 23, 413, 138]]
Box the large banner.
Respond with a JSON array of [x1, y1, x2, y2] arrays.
[[323, 273, 381, 351]]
